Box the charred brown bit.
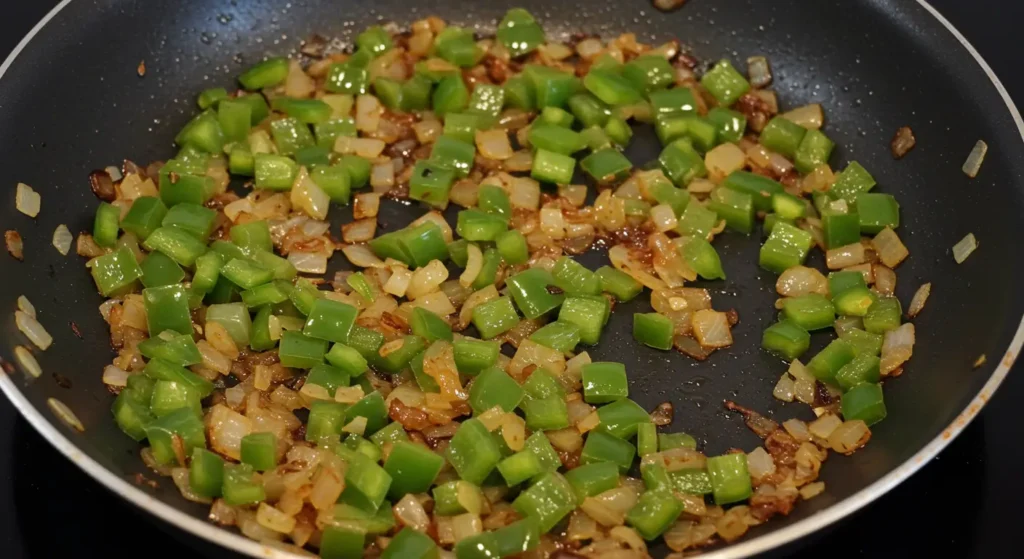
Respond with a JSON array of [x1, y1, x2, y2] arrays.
[[5, 230, 23, 260], [725, 401, 778, 438], [52, 373, 73, 389], [88, 169, 116, 201], [652, 0, 687, 13], [300, 34, 328, 57], [650, 401, 674, 426], [136, 60, 146, 77], [890, 126, 916, 159]]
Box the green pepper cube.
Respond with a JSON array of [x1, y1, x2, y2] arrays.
[[520, 369, 566, 402], [581, 148, 633, 183], [626, 490, 685, 540], [622, 55, 674, 93], [468, 366, 524, 414], [278, 331, 328, 369], [700, 60, 750, 106], [863, 297, 902, 334], [305, 400, 346, 441], [558, 295, 610, 345], [680, 237, 726, 281], [511, 471, 577, 533], [706, 453, 752, 505], [302, 298, 357, 344], [855, 193, 900, 235], [446, 418, 502, 485], [522, 396, 569, 431], [565, 461, 620, 501], [595, 398, 650, 439], [761, 320, 811, 360], [529, 321, 581, 354], [632, 313, 674, 351], [239, 432, 278, 471], [659, 139, 707, 185], [471, 296, 520, 339], [498, 450, 544, 486], [708, 187, 754, 234], [380, 527, 437, 559], [339, 448, 392, 511], [453, 337, 500, 375], [143, 226, 209, 267], [636, 422, 657, 457], [524, 65, 577, 109], [456, 208, 508, 242], [835, 353, 882, 391], [188, 448, 225, 498], [238, 57, 288, 90], [143, 284, 193, 336], [497, 8, 545, 57], [582, 362, 629, 404], [383, 441, 444, 498], [782, 293, 836, 331], [495, 230, 529, 265], [841, 383, 887, 426], [706, 107, 747, 143], [90, 246, 144, 296], [505, 268, 564, 320], [320, 526, 365, 559], [325, 62, 369, 95], [676, 202, 718, 239], [794, 128, 835, 174], [580, 430, 636, 473], [807, 339, 856, 383], [120, 196, 168, 241], [822, 211, 862, 249], [759, 222, 814, 274], [722, 171, 784, 212], [830, 161, 876, 201], [531, 148, 576, 184], [253, 153, 299, 190], [145, 408, 206, 466], [432, 74, 469, 116], [528, 123, 585, 155], [759, 116, 807, 158], [596, 266, 643, 302]]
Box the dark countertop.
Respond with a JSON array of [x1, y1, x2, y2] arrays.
[[1, 1, 1021, 557]]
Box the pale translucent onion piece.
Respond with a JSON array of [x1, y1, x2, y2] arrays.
[[52, 224, 73, 255], [15, 182, 40, 217], [47, 398, 84, 432], [14, 346, 42, 378]]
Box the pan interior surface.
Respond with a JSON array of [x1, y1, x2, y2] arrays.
[[0, 0, 1021, 556]]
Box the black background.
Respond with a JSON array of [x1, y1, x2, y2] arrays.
[[1, 1, 1021, 557]]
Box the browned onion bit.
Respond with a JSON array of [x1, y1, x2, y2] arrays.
[[5, 230, 23, 261], [724, 401, 778, 438], [890, 126, 916, 159], [650, 402, 674, 426], [136, 60, 146, 77], [88, 169, 116, 201], [299, 34, 328, 57], [652, 0, 687, 12]]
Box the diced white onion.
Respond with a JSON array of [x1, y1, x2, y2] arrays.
[[459, 243, 483, 288], [287, 251, 328, 274], [746, 447, 776, 479], [881, 323, 915, 375], [962, 140, 987, 178], [649, 204, 678, 233], [908, 282, 931, 318], [15, 346, 42, 378], [102, 364, 131, 387], [746, 55, 772, 88], [256, 503, 296, 535], [223, 198, 255, 222], [781, 104, 824, 129], [705, 143, 747, 180], [370, 161, 395, 191], [355, 94, 383, 133], [353, 192, 381, 220], [17, 295, 36, 318], [341, 218, 377, 243], [407, 260, 449, 299], [952, 233, 978, 264], [341, 244, 384, 268], [290, 168, 330, 220], [16, 310, 52, 350], [15, 182, 40, 217], [825, 243, 866, 270], [47, 398, 84, 432], [776, 266, 828, 297], [808, 414, 842, 440], [475, 129, 514, 160], [394, 494, 431, 532], [207, 404, 252, 460], [871, 227, 908, 268], [52, 224, 73, 256], [690, 309, 732, 348]]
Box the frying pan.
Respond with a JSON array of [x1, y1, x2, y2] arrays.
[[1, 0, 1021, 557]]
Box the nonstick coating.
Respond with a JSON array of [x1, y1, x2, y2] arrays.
[[1, 0, 1022, 557]]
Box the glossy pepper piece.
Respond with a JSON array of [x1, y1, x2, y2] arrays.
[[383, 441, 444, 498], [505, 268, 564, 320], [708, 187, 754, 234], [701, 60, 750, 106], [759, 221, 814, 274], [782, 293, 836, 331], [633, 313, 674, 350], [581, 148, 633, 183], [596, 266, 644, 302], [565, 461, 620, 501], [143, 284, 193, 336], [511, 472, 578, 533], [452, 337, 500, 375], [303, 298, 358, 343], [497, 8, 545, 57], [529, 321, 581, 354], [595, 398, 650, 439], [471, 296, 521, 339], [580, 430, 636, 473], [468, 366, 525, 414], [706, 453, 752, 505], [863, 297, 902, 334], [841, 383, 887, 425], [531, 148, 576, 184], [627, 490, 684, 540], [91, 246, 144, 296], [446, 418, 503, 485], [143, 226, 208, 267], [759, 116, 807, 158], [762, 319, 811, 360], [558, 295, 611, 345]]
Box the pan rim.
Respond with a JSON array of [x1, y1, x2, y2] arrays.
[[0, 0, 1019, 557]]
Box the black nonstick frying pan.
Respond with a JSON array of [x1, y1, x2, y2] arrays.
[[1, 0, 1022, 557]]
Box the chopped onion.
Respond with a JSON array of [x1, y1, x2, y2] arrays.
[[776, 265, 828, 297], [690, 309, 732, 348], [539, 207, 566, 240], [16, 295, 35, 318], [14, 345, 42, 378], [406, 290, 456, 317], [746, 447, 776, 479], [334, 136, 386, 158], [908, 282, 931, 318], [47, 398, 84, 432], [384, 266, 413, 297], [705, 143, 747, 180], [413, 119, 442, 144], [781, 104, 824, 129], [808, 413, 842, 440], [16, 310, 52, 350], [952, 233, 978, 264], [283, 60, 315, 98], [198, 340, 232, 375], [394, 494, 431, 532], [746, 56, 772, 88], [783, 418, 811, 442], [451, 512, 483, 542], [871, 227, 908, 268], [881, 323, 915, 375], [370, 161, 395, 191], [342, 415, 368, 435], [475, 129, 514, 160], [508, 340, 566, 380], [828, 419, 871, 454], [51, 224, 72, 255], [15, 182, 40, 217], [459, 243, 483, 288], [353, 192, 381, 220], [341, 218, 377, 243], [309, 464, 344, 511], [290, 168, 330, 220], [825, 242, 866, 269], [287, 251, 328, 274], [962, 140, 987, 178], [546, 427, 583, 453], [873, 264, 896, 296], [102, 364, 131, 387], [802, 164, 835, 193], [256, 502, 296, 535], [800, 481, 826, 500], [407, 260, 449, 299], [341, 244, 384, 268], [355, 94, 383, 133], [207, 404, 253, 460], [772, 374, 795, 402], [411, 211, 454, 243]]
